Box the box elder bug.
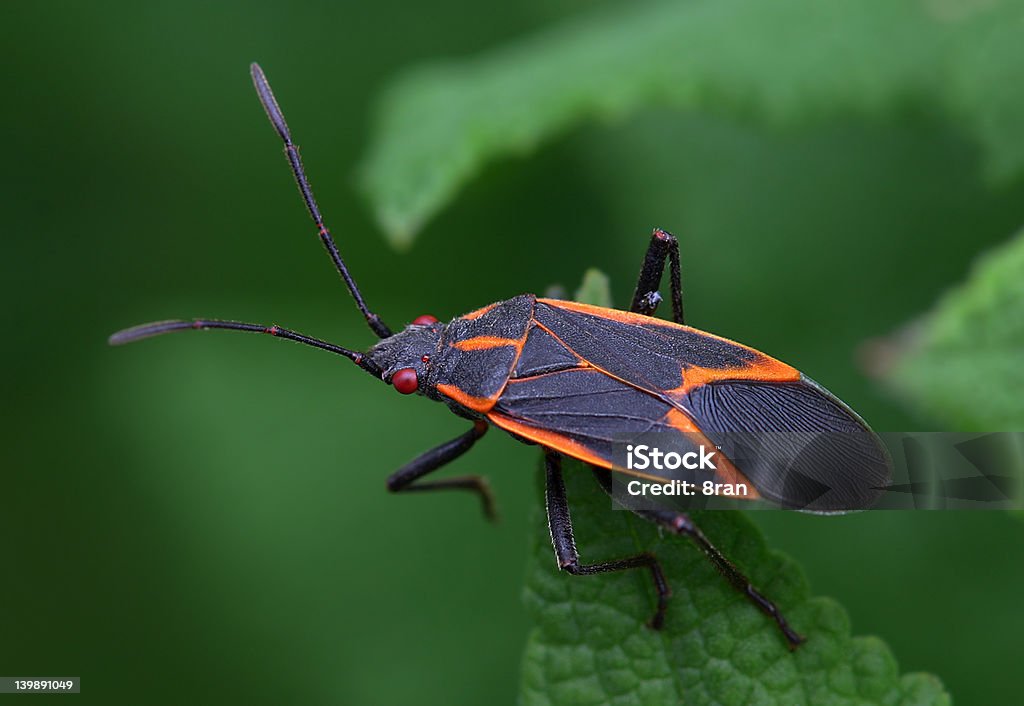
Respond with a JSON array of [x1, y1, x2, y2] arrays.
[[111, 64, 892, 649]]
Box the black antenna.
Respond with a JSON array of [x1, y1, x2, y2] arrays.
[[250, 63, 392, 339], [109, 319, 383, 376]]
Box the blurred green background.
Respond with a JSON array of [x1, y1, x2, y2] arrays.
[[3, 1, 1024, 704]]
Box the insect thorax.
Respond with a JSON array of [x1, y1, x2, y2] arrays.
[[365, 324, 444, 383]]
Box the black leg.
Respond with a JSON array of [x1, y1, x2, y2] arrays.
[[544, 453, 672, 629], [629, 228, 684, 325], [387, 421, 497, 521], [591, 467, 804, 649]]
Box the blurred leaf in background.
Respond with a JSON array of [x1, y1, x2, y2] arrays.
[[360, 0, 1024, 248], [875, 227, 1024, 431]]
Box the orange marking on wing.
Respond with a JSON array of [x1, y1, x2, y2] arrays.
[[538, 298, 801, 384], [488, 412, 613, 468], [459, 303, 497, 321], [664, 357, 800, 398], [662, 407, 700, 434], [658, 409, 762, 499], [538, 298, 653, 324], [452, 335, 522, 352], [435, 383, 496, 413]]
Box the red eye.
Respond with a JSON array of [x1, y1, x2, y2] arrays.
[[412, 314, 438, 326], [391, 368, 418, 394]]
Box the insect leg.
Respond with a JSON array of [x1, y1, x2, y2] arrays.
[[629, 228, 684, 324], [590, 467, 804, 649], [545, 452, 671, 629], [386, 421, 497, 521]]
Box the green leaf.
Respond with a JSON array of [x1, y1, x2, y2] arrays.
[[360, 0, 1024, 246], [573, 268, 612, 309], [520, 272, 948, 705], [519, 460, 949, 706], [879, 227, 1024, 430]]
